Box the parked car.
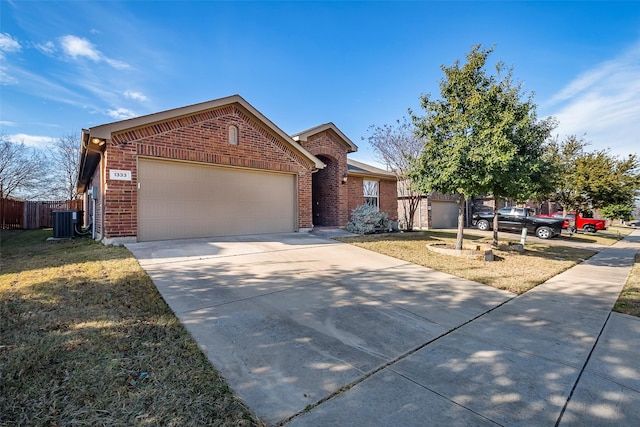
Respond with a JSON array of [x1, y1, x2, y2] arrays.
[[537, 211, 607, 233], [472, 207, 565, 239]]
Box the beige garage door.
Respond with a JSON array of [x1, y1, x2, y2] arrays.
[[138, 159, 296, 241], [431, 201, 458, 229]]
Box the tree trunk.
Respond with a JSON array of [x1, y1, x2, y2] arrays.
[[455, 195, 465, 250], [492, 202, 499, 247], [402, 192, 422, 231]]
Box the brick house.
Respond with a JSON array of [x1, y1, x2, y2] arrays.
[[76, 95, 397, 243]]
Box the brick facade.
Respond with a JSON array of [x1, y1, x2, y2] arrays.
[[379, 179, 398, 221], [95, 104, 316, 240], [78, 96, 398, 242], [347, 176, 398, 224], [297, 129, 350, 226], [347, 176, 364, 215]]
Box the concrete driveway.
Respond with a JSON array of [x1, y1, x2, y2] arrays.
[[127, 230, 640, 426]]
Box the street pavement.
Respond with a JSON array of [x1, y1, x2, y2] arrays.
[[127, 229, 640, 426]]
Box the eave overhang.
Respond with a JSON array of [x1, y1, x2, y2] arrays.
[[76, 130, 106, 194], [347, 158, 397, 180]]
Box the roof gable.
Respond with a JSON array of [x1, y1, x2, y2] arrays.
[[292, 123, 358, 153], [77, 95, 326, 192], [85, 95, 324, 169]]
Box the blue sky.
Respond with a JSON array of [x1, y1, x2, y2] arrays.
[[1, 1, 639, 168]]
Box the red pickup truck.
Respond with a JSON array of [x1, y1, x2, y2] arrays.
[[539, 211, 607, 233]]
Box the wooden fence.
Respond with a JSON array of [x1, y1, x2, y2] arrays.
[[1, 199, 83, 230]]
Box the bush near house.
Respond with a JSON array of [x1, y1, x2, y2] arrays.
[[346, 204, 390, 234]]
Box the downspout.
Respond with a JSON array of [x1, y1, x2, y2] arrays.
[[92, 187, 97, 240], [99, 149, 106, 241]]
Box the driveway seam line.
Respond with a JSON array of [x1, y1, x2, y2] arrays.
[[390, 369, 505, 426], [554, 310, 613, 427], [278, 295, 518, 426]]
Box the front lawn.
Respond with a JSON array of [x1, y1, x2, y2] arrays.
[[338, 230, 597, 294], [0, 229, 264, 427], [614, 253, 640, 317]]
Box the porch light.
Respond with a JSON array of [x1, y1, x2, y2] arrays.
[[341, 173, 348, 185], [91, 137, 106, 146]]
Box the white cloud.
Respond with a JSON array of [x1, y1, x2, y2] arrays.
[[59, 35, 101, 61], [2, 64, 87, 106], [105, 57, 130, 70], [34, 41, 56, 56], [0, 120, 16, 126], [59, 35, 130, 70], [8, 133, 55, 148], [106, 108, 137, 120], [0, 33, 21, 54], [124, 90, 148, 102], [0, 67, 18, 85], [546, 42, 640, 157]]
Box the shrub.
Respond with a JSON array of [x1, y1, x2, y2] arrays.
[[346, 204, 390, 234]]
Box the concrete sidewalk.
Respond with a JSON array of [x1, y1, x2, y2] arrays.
[[127, 230, 640, 426], [287, 231, 640, 426]]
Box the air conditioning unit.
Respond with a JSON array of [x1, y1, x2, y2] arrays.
[[52, 210, 84, 238]]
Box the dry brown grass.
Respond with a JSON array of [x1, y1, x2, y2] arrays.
[[1, 229, 264, 427], [614, 253, 640, 317], [338, 230, 597, 294]]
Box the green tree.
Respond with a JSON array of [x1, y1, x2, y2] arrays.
[[409, 45, 556, 248], [544, 135, 589, 213], [600, 204, 633, 221], [575, 152, 639, 209], [547, 135, 640, 213]]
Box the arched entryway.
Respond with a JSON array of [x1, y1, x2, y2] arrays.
[[312, 155, 340, 226]]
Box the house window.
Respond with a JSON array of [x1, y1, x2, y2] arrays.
[[363, 180, 379, 210], [228, 125, 238, 145]]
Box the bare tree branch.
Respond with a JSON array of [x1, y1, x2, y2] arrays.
[[0, 133, 49, 201], [49, 133, 81, 200], [365, 118, 424, 230]]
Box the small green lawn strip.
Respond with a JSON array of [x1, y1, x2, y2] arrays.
[[1, 229, 264, 427]]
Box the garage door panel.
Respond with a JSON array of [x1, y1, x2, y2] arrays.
[[431, 201, 458, 229], [138, 159, 295, 241]]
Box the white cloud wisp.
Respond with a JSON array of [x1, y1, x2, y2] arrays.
[[547, 42, 640, 157], [59, 35, 130, 70], [8, 133, 56, 148]]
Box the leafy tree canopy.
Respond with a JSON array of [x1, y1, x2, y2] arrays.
[[546, 135, 640, 212], [600, 204, 633, 221], [409, 45, 556, 247]]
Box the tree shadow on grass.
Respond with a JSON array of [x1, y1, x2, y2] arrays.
[[1, 267, 261, 427]]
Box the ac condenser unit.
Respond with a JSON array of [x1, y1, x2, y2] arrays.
[[52, 210, 83, 238]]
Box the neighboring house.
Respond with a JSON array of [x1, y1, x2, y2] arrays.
[[396, 179, 461, 230], [76, 95, 397, 244]]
